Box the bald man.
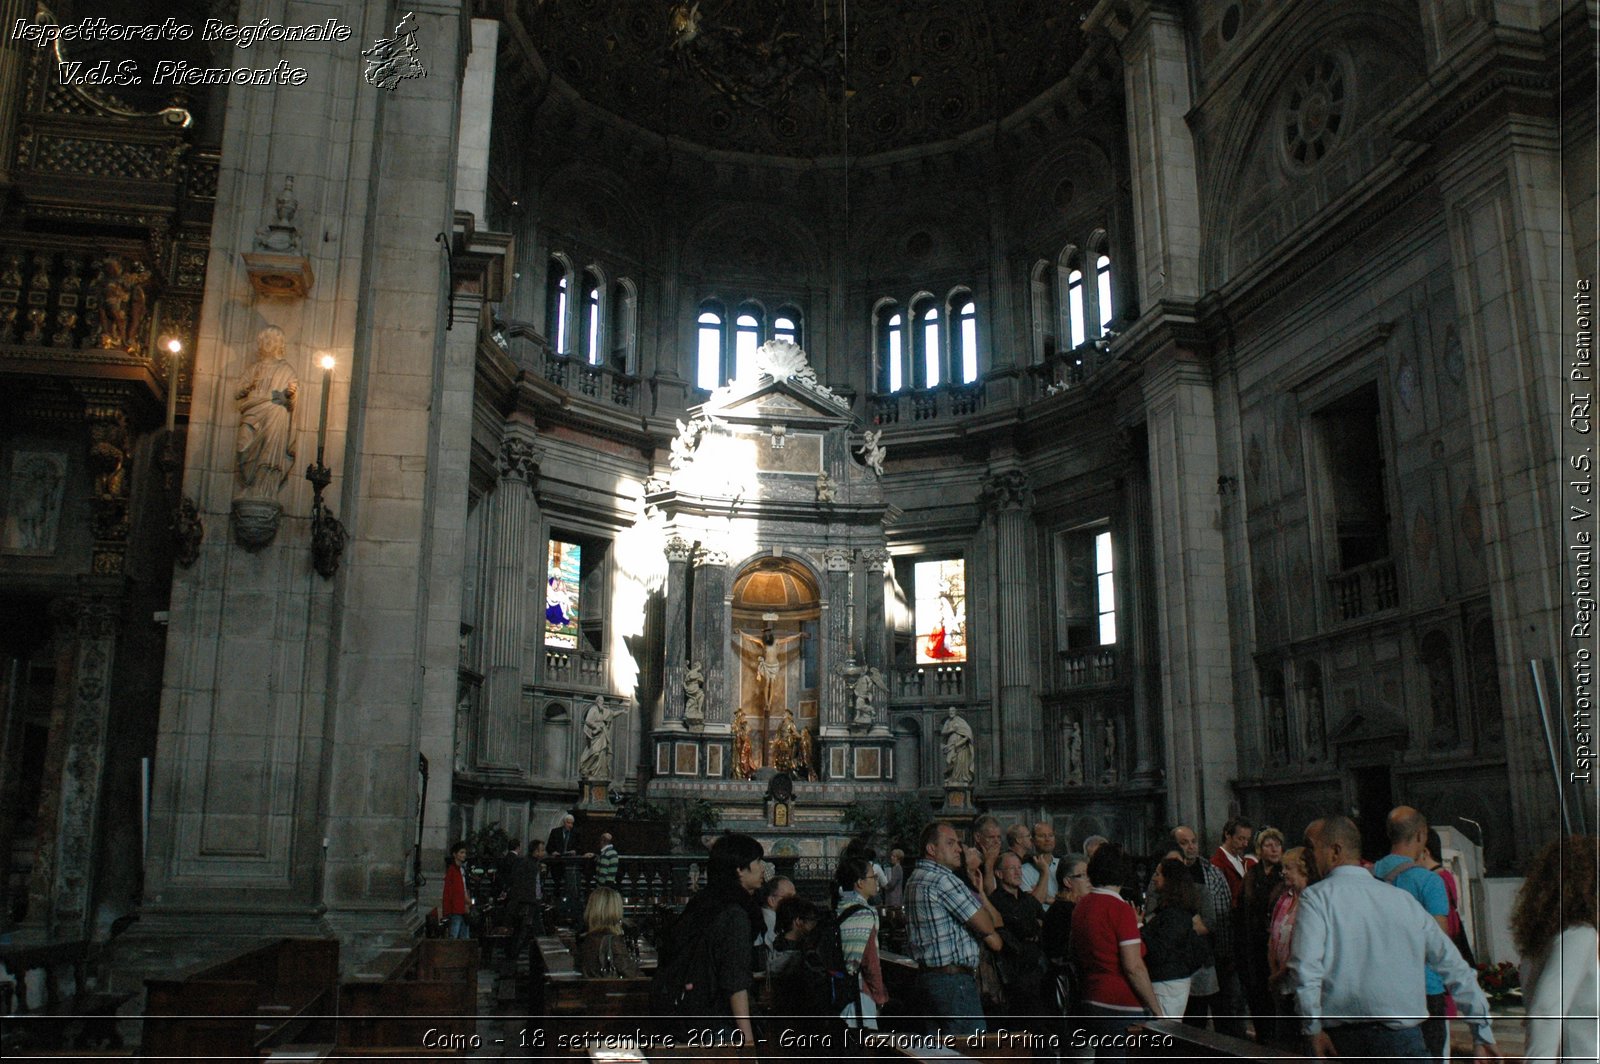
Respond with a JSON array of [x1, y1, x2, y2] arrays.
[[1373, 806, 1452, 1058], [1290, 815, 1497, 1060]]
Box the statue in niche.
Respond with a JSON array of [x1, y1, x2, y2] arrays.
[[1266, 694, 1288, 757], [234, 325, 299, 503], [1100, 718, 1117, 784], [858, 429, 886, 476], [3, 451, 67, 554], [97, 254, 151, 351], [682, 661, 706, 727], [579, 696, 629, 780], [816, 471, 837, 503], [941, 707, 975, 787], [1303, 685, 1326, 761], [1064, 719, 1084, 786], [850, 666, 889, 727], [733, 708, 755, 779]]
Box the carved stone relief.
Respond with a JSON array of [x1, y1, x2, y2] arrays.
[[1, 451, 68, 555]]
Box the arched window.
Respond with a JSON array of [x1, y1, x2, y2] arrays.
[[734, 303, 763, 381], [1094, 243, 1114, 335], [611, 278, 637, 373], [1030, 261, 1055, 362], [956, 296, 978, 384], [913, 298, 940, 389], [1065, 254, 1086, 349], [582, 268, 603, 364], [773, 306, 801, 347], [696, 303, 725, 391], [874, 301, 903, 393], [546, 258, 570, 354]]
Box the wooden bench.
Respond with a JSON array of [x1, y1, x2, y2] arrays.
[[142, 937, 338, 1059], [335, 938, 477, 1052]]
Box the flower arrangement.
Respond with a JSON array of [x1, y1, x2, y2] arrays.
[[1476, 961, 1520, 1002]]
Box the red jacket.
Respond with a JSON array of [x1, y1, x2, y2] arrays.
[[442, 862, 470, 917], [1210, 847, 1256, 907]]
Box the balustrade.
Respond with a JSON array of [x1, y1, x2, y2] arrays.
[[891, 663, 965, 701], [1060, 645, 1119, 687], [498, 321, 640, 412], [869, 381, 987, 426], [543, 648, 607, 687], [1327, 558, 1399, 623]]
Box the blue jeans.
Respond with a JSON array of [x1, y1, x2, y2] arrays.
[[1327, 1023, 1428, 1059], [447, 913, 470, 939], [1078, 1002, 1150, 1060], [917, 971, 986, 1037]]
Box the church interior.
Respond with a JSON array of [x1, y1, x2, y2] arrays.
[[0, 0, 1591, 1047]]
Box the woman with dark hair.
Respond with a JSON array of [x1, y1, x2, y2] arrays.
[[651, 832, 766, 1044], [1511, 835, 1598, 1062], [1141, 856, 1207, 1020], [834, 855, 888, 1028], [1239, 827, 1285, 1042], [1067, 843, 1163, 1058]]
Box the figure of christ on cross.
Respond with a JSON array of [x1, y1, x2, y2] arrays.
[[736, 623, 808, 767]]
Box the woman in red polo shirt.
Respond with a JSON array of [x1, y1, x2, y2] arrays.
[[1067, 842, 1163, 1059]]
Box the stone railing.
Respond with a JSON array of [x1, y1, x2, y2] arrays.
[[1328, 558, 1400, 622], [868, 381, 987, 426], [1060, 645, 1119, 687], [892, 663, 965, 701], [498, 321, 641, 412], [1028, 338, 1117, 401], [543, 648, 607, 687]]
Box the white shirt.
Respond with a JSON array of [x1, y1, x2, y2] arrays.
[[1020, 856, 1059, 911], [1289, 865, 1494, 1044], [1522, 923, 1599, 1063]]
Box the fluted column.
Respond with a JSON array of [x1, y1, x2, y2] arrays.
[[693, 546, 730, 722], [860, 548, 890, 675], [661, 536, 693, 727], [478, 427, 539, 770], [824, 548, 853, 728], [983, 470, 1040, 782]]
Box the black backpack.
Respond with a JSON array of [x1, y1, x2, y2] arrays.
[[773, 903, 867, 1019]]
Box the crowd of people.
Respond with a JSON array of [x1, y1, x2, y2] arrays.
[[445, 811, 1597, 1062]]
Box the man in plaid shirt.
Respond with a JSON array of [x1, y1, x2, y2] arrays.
[[905, 821, 1002, 1036], [1166, 824, 1243, 1036]]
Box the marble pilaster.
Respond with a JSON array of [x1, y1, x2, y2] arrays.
[[478, 427, 540, 769], [983, 469, 1041, 782], [661, 536, 693, 727]]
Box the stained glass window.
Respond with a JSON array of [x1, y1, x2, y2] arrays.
[[914, 558, 966, 664], [545, 540, 581, 647]]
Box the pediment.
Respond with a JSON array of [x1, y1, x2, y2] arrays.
[[706, 378, 852, 425]]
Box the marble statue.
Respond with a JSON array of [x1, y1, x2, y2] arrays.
[[1064, 719, 1084, 786], [1100, 717, 1117, 784], [233, 325, 299, 503], [816, 472, 837, 503], [850, 666, 888, 727], [859, 429, 886, 476], [941, 707, 974, 787], [579, 696, 628, 780], [682, 660, 706, 726]]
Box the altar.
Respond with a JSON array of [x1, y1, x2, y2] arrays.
[[645, 341, 898, 806]]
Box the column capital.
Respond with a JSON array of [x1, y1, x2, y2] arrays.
[[858, 547, 891, 570], [496, 434, 539, 486], [980, 469, 1034, 514], [665, 536, 694, 563], [823, 547, 854, 572], [693, 545, 729, 568]]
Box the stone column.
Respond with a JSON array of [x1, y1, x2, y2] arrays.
[[477, 425, 539, 770], [453, 19, 499, 223], [693, 547, 730, 722], [824, 548, 853, 729], [1409, 35, 1574, 851], [982, 469, 1041, 782], [661, 535, 693, 727], [26, 593, 119, 938], [1087, 0, 1202, 308], [1122, 439, 1161, 783], [860, 547, 890, 674], [1144, 346, 1237, 832]]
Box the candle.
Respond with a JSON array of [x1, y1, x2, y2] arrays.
[[164, 338, 182, 431], [316, 354, 335, 463]]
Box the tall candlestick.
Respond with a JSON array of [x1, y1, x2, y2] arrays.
[[316, 357, 333, 463], [164, 340, 181, 431]]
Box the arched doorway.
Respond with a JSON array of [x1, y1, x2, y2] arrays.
[[729, 558, 820, 777]]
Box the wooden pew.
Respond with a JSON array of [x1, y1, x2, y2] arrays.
[[141, 937, 338, 1059], [336, 938, 478, 1052]]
